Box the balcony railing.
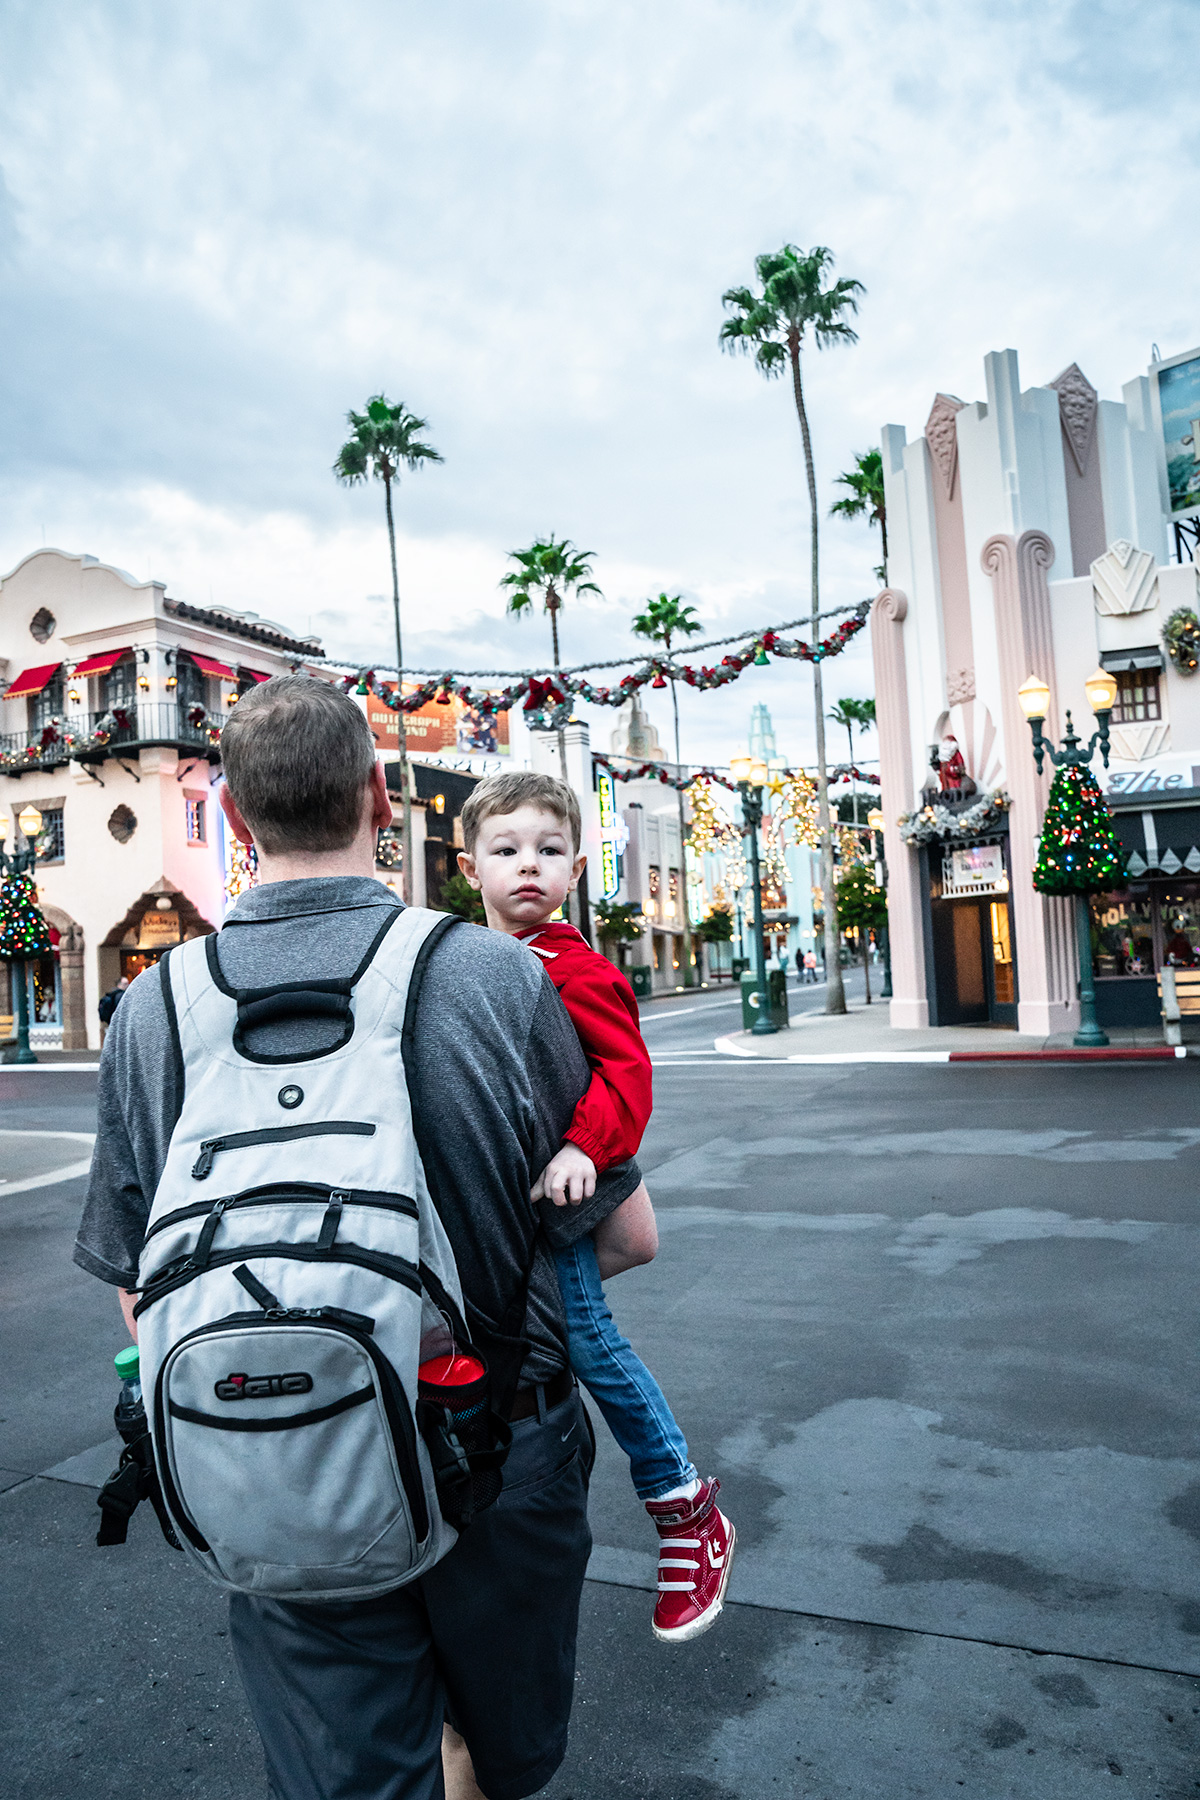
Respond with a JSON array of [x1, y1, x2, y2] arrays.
[[0, 704, 223, 774]]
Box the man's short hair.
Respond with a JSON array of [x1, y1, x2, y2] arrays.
[[460, 771, 581, 856], [220, 675, 378, 854]]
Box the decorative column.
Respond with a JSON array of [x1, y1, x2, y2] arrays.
[[981, 531, 1077, 1035], [59, 923, 87, 1050], [870, 588, 928, 1028]]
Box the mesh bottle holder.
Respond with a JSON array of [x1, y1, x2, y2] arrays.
[[417, 1353, 512, 1528]]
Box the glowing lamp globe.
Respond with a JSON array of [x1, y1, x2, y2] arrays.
[[1084, 667, 1118, 716], [1017, 674, 1051, 722]]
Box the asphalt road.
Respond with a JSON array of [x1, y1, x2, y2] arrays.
[[4, 983, 1200, 1798]]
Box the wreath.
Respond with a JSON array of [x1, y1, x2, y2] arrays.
[[1163, 607, 1200, 675]]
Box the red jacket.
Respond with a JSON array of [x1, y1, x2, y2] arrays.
[[517, 922, 652, 1170]]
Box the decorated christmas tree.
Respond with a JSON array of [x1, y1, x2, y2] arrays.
[[1032, 764, 1125, 895], [0, 869, 53, 960]]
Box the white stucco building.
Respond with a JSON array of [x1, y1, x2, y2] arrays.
[[873, 348, 1200, 1034]]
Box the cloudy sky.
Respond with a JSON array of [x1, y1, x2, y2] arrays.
[[1, 0, 1197, 769]]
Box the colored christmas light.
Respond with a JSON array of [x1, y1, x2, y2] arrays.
[[0, 870, 53, 960], [1032, 764, 1126, 895]]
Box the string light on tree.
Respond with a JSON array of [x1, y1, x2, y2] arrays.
[[1032, 764, 1125, 894], [0, 868, 52, 960]]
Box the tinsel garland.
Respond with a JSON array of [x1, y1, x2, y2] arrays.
[[349, 604, 871, 730], [593, 754, 879, 793], [898, 791, 1011, 846], [0, 709, 222, 773]]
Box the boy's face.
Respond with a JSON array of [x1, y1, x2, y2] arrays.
[[458, 804, 586, 934]]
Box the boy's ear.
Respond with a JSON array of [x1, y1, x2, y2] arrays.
[[457, 851, 482, 890], [567, 851, 587, 893]]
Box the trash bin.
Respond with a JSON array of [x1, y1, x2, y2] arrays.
[[740, 968, 789, 1031], [730, 957, 750, 980], [629, 964, 653, 1001]]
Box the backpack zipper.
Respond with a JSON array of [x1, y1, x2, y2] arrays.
[[192, 1121, 376, 1180], [145, 1183, 418, 1243]]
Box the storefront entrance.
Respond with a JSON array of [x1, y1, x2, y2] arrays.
[[923, 839, 1017, 1028]]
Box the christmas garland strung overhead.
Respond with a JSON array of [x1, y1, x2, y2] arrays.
[[592, 753, 879, 794], [346, 602, 872, 730], [0, 868, 53, 960]]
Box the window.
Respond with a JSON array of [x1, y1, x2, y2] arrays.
[[647, 864, 661, 918], [185, 797, 207, 844], [1113, 668, 1162, 723], [35, 808, 65, 863], [30, 673, 64, 731], [666, 868, 679, 921]]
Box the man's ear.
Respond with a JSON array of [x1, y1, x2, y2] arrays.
[[567, 851, 587, 893], [457, 851, 482, 891], [219, 784, 256, 847], [368, 760, 393, 834]]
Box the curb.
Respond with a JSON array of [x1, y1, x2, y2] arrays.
[[712, 1035, 1190, 1066]]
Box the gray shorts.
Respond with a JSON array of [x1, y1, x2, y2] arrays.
[[229, 1389, 594, 1800]]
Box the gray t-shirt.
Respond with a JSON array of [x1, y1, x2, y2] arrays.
[[74, 876, 635, 1389]]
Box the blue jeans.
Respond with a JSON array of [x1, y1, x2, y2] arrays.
[[554, 1236, 696, 1502]]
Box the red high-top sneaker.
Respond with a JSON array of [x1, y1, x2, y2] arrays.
[[646, 1477, 735, 1643]]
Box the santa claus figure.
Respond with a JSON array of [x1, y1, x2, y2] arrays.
[[937, 734, 968, 793]]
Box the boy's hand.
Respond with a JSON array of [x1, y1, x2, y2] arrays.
[[532, 1144, 597, 1207]]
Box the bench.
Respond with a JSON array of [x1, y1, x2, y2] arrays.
[[1157, 968, 1200, 1046]]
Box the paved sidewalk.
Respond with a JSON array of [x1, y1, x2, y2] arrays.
[[716, 997, 1186, 1060]]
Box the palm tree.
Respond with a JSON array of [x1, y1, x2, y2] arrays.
[[831, 449, 888, 584], [632, 593, 702, 989], [500, 536, 600, 781], [721, 243, 864, 1016], [334, 395, 443, 904], [827, 697, 876, 825]]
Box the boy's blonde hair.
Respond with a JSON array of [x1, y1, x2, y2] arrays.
[[460, 772, 581, 855]]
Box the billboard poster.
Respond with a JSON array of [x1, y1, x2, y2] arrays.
[[1152, 346, 1200, 519], [364, 687, 510, 759]]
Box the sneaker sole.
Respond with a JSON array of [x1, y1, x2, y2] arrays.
[[651, 1520, 736, 1644]]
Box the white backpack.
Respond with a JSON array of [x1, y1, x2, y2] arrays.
[[134, 905, 503, 1602]]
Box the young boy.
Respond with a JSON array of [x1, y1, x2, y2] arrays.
[[458, 771, 735, 1643]]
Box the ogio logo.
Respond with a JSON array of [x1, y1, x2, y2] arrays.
[[214, 1371, 314, 1401]]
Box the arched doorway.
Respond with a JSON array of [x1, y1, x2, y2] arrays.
[[99, 881, 216, 999]]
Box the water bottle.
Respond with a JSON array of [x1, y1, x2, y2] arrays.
[[113, 1344, 145, 1446]]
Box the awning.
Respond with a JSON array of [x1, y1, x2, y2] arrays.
[[1101, 646, 1164, 672], [187, 653, 235, 679], [1110, 803, 1200, 877], [241, 669, 270, 684], [4, 661, 63, 699], [72, 647, 132, 678]]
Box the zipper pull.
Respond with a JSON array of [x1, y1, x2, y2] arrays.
[[191, 1138, 222, 1180], [193, 1196, 229, 1267]]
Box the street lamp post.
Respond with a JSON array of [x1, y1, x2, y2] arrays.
[[867, 806, 892, 1000], [730, 754, 778, 1037], [1016, 668, 1119, 1050], [0, 803, 46, 1066]]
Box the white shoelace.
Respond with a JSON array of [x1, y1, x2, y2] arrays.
[[657, 1534, 700, 1592]]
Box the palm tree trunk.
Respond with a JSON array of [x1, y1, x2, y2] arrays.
[[384, 472, 412, 906], [671, 674, 695, 988], [790, 338, 846, 1014], [847, 721, 858, 826], [548, 594, 569, 783], [879, 509, 888, 583]]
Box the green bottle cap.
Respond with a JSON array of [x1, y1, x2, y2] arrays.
[[114, 1345, 140, 1382]]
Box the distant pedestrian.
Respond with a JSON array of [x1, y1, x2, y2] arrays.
[[97, 975, 129, 1036], [795, 946, 804, 982], [804, 950, 819, 984]]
